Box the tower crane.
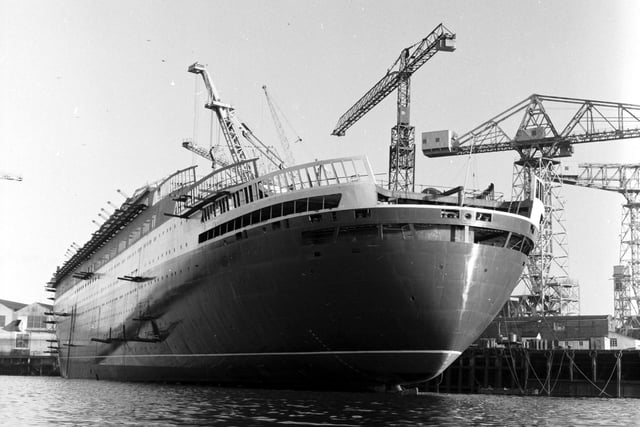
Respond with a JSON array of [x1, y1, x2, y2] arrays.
[[423, 94, 640, 317], [331, 23, 456, 192], [558, 163, 640, 334], [186, 62, 285, 177], [262, 85, 300, 167]]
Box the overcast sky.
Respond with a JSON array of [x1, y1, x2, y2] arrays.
[[1, 0, 639, 315]]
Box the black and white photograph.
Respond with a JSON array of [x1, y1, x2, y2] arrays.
[[1, 1, 639, 425]]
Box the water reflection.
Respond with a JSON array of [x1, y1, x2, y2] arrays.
[[1, 376, 638, 426]]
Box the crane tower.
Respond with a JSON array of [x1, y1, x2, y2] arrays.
[[332, 23, 456, 192], [559, 163, 640, 333], [423, 94, 640, 316]]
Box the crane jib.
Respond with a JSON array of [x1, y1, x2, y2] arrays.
[[331, 23, 456, 138]]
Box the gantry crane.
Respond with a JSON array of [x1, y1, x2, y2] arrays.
[[186, 62, 285, 176], [423, 94, 640, 317], [558, 163, 640, 333], [332, 23, 456, 192], [262, 85, 300, 167]]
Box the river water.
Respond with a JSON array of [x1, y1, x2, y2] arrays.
[[1, 376, 638, 426]]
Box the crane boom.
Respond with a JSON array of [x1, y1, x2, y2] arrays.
[[331, 23, 455, 192], [423, 94, 640, 159], [188, 62, 284, 175], [332, 24, 456, 137], [181, 140, 230, 168], [559, 163, 640, 193], [188, 62, 249, 168], [263, 85, 297, 167]]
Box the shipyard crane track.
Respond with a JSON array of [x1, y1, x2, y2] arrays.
[[332, 23, 456, 192]]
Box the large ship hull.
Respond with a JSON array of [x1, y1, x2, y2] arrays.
[[51, 156, 542, 390]]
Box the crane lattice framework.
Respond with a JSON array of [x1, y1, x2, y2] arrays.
[[332, 23, 456, 192], [262, 85, 300, 168], [423, 94, 640, 317], [559, 163, 640, 333], [186, 62, 285, 177]]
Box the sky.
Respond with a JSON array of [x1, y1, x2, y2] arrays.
[[1, 0, 639, 315]]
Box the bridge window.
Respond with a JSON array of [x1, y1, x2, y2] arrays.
[[507, 233, 524, 251], [521, 237, 534, 255], [470, 227, 508, 247], [283, 201, 295, 216]]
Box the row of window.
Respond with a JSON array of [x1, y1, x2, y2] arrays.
[[196, 178, 270, 223], [0, 315, 52, 330], [198, 193, 342, 244], [301, 223, 534, 255]]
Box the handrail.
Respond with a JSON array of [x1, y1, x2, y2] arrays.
[[173, 156, 374, 218], [155, 165, 198, 199], [254, 155, 375, 195], [173, 159, 259, 215]]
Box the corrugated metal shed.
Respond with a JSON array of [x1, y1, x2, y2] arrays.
[[480, 315, 613, 341]]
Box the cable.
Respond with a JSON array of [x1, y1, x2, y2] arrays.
[[548, 349, 565, 394]]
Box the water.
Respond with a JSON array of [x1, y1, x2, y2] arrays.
[[1, 376, 638, 426]]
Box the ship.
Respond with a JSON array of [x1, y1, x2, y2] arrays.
[[48, 63, 544, 391]]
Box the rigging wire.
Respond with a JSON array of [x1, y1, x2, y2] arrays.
[[498, 312, 622, 397], [462, 135, 477, 193]]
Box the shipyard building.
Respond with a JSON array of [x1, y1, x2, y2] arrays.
[[480, 315, 640, 351], [0, 299, 58, 375]]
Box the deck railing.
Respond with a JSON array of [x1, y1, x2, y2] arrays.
[[257, 155, 374, 195], [174, 156, 374, 217]]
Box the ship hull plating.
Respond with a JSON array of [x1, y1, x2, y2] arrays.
[[56, 206, 530, 390]]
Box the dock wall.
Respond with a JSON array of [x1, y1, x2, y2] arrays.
[[423, 347, 640, 398], [0, 352, 59, 376]]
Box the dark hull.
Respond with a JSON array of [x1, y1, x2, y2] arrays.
[[58, 206, 530, 390]]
